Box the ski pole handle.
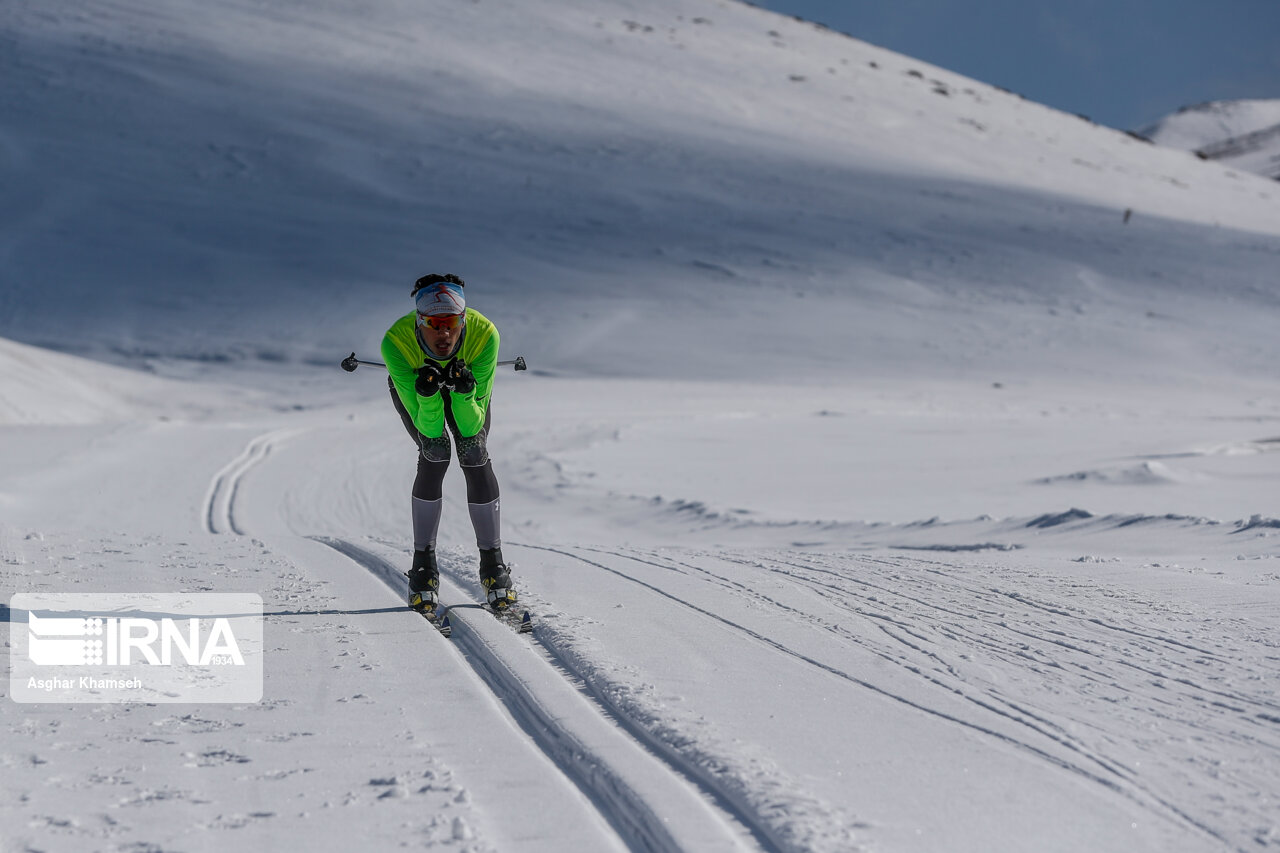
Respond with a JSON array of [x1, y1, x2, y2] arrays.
[[340, 352, 386, 372]]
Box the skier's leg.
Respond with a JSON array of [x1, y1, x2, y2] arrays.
[[444, 403, 513, 606], [444, 403, 499, 545], [389, 373, 448, 609], [461, 439, 500, 551], [412, 460, 445, 549], [465, 464, 506, 604], [406, 459, 448, 613]]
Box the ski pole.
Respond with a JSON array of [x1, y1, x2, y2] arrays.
[[340, 353, 527, 372], [340, 353, 385, 372]]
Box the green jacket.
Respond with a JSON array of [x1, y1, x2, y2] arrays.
[[381, 308, 499, 439]]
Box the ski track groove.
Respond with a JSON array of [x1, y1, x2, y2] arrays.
[[768, 550, 1276, 717], [593, 545, 1152, 781], [203, 429, 294, 536], [525, 615, 796, 853], [727, 551, 1280, 843], [592, 545, 1125, 771], [309, 535, 759, 853], [196, 425, 1267, 851], [538, 543, 1245, 852], [872, 555, 1278, 717], [679, 547, 1280, 852]]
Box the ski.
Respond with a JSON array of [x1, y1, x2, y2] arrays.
[[424, 608, 451, 637], [407, 602, 451, 636], [489, 604, 533, 634], [418, 602, 532, 639], [403, 568, 531, 637]]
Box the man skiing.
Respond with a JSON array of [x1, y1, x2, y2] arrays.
[[381, 273, 513, 617]]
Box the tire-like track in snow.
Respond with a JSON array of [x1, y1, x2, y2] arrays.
[[310, 535, 763, 853]]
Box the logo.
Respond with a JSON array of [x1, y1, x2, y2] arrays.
[[27, 611, 245, 666], [10, 594, 263, 704]]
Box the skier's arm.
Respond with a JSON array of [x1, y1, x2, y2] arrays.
[[381, 333, 446, 438], [448, 328, 499, 438]]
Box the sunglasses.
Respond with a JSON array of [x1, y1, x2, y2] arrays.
[[417, 312, 464, 331]]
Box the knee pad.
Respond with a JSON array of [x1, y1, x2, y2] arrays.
[[418, 435, 451, 463], [456, 432, 490, 467]]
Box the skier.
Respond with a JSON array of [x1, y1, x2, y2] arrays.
[[381, 273, 513, 616]]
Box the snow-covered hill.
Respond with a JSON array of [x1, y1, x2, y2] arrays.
[[1141, 99, 1280, 180], [2, 2, 1279, 852], [0, 336, 168, 424], [3, 0, 1279, 384]]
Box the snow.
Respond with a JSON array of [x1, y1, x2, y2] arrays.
[[1141, 99, 1280, 180], [0, 336, 177, 425], [1140, 100, 1280, 150], [2, 0, 1279, 852]]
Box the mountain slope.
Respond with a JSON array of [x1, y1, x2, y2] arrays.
[[2, 0, 1278, 384], [0, 335, 186, 424], [1140, 99, 1280, 180]]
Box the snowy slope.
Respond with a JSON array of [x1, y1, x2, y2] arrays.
[[3, 0, 1279, 384], [1141, 100, 1280, 180], [0, 336, 168, 425], [2, 1, 1279, 852]]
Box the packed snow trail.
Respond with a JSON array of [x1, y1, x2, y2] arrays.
[[310, 535, 766, 853], [273, 402, 1280, 853], [516, 542, 1277, 852], [4, 385, 1278, 853], [209, 427, 769, 852], [2, 427, 629, 851]]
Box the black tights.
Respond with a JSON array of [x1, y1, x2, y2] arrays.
[[413, 455, 499, 502]]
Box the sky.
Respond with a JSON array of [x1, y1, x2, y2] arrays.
[[752, 0, 1280, 130]]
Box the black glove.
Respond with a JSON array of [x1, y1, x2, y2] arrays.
[[415, 362, 445, 397], [444, 358, 476, 394]]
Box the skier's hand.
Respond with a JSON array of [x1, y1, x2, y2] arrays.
[[444, 358, 476, 394], [415, 362, 445, 397]]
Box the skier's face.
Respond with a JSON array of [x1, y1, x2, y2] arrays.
[[419, 316, 463, 357]]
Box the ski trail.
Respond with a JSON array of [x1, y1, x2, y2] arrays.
[[310, 536, 759, 853], [528, 614, 840, 853], [636, 548, 1135, 772], [202, 429, 297, 535], [524, 542, 1240, 852]]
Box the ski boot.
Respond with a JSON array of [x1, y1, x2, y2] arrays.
[[478, 547, 517, 611], [407, 547, 440, 617]]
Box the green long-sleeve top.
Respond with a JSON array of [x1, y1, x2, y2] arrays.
[[381, 308, 499, 439]]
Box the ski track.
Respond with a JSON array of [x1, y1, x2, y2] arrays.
[[678, 547, 1278, 852], [523, 543, 1277, 853], [528, 633, 810, 853], [514, 588, 867, 853], [309, 535, 760, 853], [193, 427, 1275, 851], [202, 429, 296, 536]]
